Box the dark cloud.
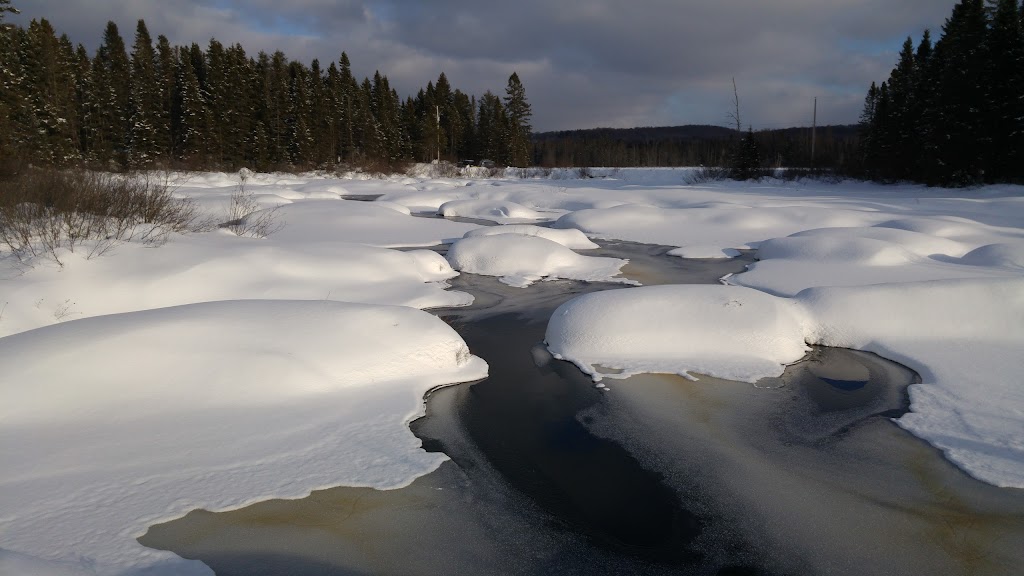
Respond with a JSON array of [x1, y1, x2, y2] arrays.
[[10, 0, 951, 131]]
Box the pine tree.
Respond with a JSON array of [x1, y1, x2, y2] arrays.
[[503, 72, 532, 166]]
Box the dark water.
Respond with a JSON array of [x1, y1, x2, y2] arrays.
[[140, 242, 1024, 576]]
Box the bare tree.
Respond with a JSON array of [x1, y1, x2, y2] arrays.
[[727, 77, 742, 134]]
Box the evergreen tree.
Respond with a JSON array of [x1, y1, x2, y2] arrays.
[[154, 35, 176, 160], [503, 72, 532, 166], [286, 60, 313, 165], [731, 126, 763, 180], [307, 59, 330, 166], [172, 45, 210, 163], [127, 20, 160, 167], [324, 61, 343, 163], [931, 0, 989, 185], [337, 52, 357, 162], [476, 91, 507, 163], [89, 22, 131, 165], [986, 0, 1024, 180]]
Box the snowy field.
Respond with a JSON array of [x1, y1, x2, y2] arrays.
[[1, 167, 1023, 575]]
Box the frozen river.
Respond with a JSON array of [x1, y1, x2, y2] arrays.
[[139, 242, 1024, 575]]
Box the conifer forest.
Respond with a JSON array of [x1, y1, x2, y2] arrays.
[[1, 0, 1022, 186], [0, 12, 533, 172]]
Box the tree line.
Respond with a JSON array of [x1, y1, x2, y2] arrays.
[[531, 125, 859, 171], [860, 0, 1024, 185], [0, 11, 533, 172]]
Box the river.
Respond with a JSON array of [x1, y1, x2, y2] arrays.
[[139, 241, 1024, 575]]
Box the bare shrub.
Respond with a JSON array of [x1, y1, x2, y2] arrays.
[[222, 171, 282, 238], [0, 168, 200, 265], [684, 166, 732, 184], [775, 167, 843, 184]]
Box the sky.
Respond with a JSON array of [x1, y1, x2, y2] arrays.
[[9, 0, 953, 132]]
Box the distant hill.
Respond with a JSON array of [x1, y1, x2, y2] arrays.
[[531, 124, 861, 168]]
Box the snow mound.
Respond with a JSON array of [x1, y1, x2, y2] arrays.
[[446, 234, 633, 287], [733, 226, 1017, 297], [757, 235, 917, 266], [798, 277, 1024, 488], [554, 204, 881, 249], [266, 199, 477, 247], [545, 285, 809, 383], [0, 300, 488, 575], [463, 224, 599, 249], [959, 243, 1024, 269], [437, 199, 548, 223], [0, 239, 471, 339]]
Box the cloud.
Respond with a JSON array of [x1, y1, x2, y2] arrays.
[[9, 0, 952, 131]]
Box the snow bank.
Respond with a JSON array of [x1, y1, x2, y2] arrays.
[[0, 238, 470, 339], [732, 226, 1021, 297], [554, 204, 884, 254], [437, 199, 551, 223], [798, 278, 1024, 487], [545, 285, 810, 383], [268, 199, 478, 247], [446, 234, 633, 288], [463, 224, 599, 249], [545, 276, 1024, 488], [0, 300, 487, 575]]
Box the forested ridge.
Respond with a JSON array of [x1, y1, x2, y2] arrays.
[[0, 7, 533, 172], [531, 124, 859, 169]]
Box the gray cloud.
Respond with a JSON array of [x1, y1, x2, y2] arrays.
[[10, 0, 951, 131]]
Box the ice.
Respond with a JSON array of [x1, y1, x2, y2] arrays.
[[2, 166, 1023, 573], [0, 300, 487, 575]]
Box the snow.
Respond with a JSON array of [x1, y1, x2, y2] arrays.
[[545, 285, 810, 383], [446, 234, 634, 288], [437, 198, 552, 223], [463, 224, 599, 249], [1, 300, 487, 575], [2, 167, 1024, 573]]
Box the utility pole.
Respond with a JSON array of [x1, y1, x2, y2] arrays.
[[436, 105, 441, 164], [811, 97, 817, 167]]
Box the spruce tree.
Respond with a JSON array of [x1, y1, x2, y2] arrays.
[[932, 0, 989, 185], [986, 0, 1024, 180], [154, 35, 176, 160], [172, 45, 210, 163], [90, 22, 131, 166], [503, 72, 532, 166], [127, 20, 160, 167]]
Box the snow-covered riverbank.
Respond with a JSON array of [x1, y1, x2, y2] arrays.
[[1, 168, 1022, 575]]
